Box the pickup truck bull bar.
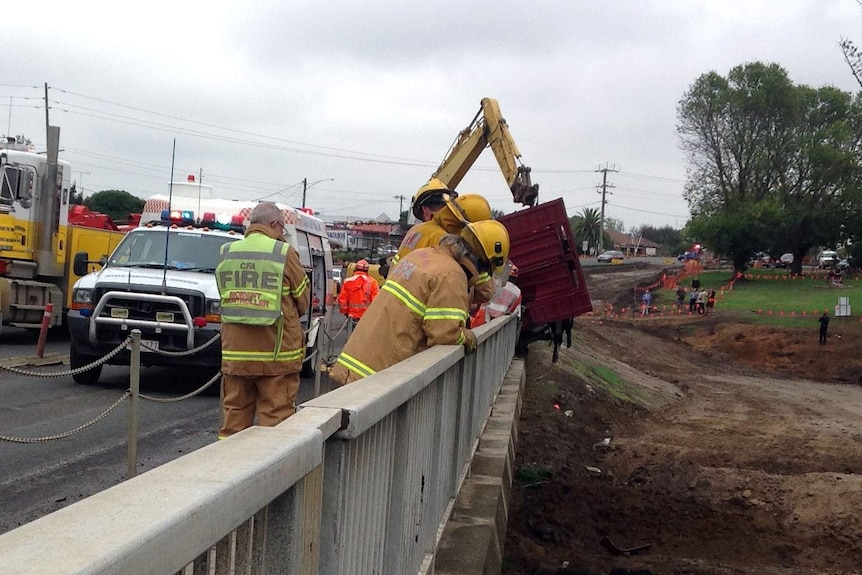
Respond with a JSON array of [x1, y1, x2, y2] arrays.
[[89, 291, 197, 350]]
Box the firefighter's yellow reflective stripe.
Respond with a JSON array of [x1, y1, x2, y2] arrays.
[[222, 348, 303, 362], [290, 275, 309, 297], [381, 280, 426, 317], [424, 307, 468, 321], [456, 331, 465, 345], [475, 272, 491, 286], [391, 254, 400, 264], [336, 352, 376, 378]]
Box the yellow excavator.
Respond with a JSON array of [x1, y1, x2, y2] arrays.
[[429, 97, 540, 207]]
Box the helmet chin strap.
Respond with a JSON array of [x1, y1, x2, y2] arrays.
[[457, 254, 482, 288]]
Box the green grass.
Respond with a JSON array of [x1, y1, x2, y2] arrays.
[[677, 269, 862, 329], [516, 463, 552, 484], [568, 360, 644, 403]]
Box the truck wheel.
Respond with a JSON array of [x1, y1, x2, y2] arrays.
[[70, 342, 102, 385]]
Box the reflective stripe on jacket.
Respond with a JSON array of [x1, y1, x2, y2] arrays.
[[219, 224, 310, 376], [337, 271, 379, 320], [394, 220, 494, 304], [217, 234, 288, 325], [329, 244, 472, 385]]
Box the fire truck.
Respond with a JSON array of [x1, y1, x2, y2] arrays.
[[67, 187, 334, 383], [0, 132, 126, 329]]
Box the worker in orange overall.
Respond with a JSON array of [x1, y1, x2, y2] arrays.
[[329, 221, 510, 386], [338, 259, 379, 331]]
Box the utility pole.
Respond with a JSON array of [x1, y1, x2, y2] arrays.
[[73, 170, 90, 200], [596, 163, 617, 249], [301, 178, 334, 209], [44, 83, 49, 135], [393, 194, 406, 222]]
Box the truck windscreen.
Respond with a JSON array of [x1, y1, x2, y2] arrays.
[[108, 230, 238, 271]]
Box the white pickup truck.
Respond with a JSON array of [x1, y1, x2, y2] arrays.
[[68, 208, 334, 384]]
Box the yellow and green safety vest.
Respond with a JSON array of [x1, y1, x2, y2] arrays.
[[216, 234, 288, 325]]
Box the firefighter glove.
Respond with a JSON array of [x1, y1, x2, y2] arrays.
[[463, 330, 478, 355]]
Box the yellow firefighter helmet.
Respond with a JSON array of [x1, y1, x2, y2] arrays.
[[412, 178, 457, 221], [445, 193, 491, 224], [461, 220, 510, 273]]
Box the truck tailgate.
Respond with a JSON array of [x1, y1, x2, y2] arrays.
[[498, 199, 592, 330]]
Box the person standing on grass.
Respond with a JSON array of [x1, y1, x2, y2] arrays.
[[819, 312, 830, 344], [706, 289, 716, 314], [697, 288, 707, 315], [676, 285, 686, 312]]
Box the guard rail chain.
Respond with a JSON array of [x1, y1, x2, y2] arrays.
[[139, 371, 222, 403], [0, 337, 133, 378], [0, 391, 132, 444]]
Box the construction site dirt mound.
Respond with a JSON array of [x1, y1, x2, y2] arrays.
[[503, 263, 862, 575]]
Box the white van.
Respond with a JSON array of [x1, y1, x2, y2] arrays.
[[817, 250, 838, 269]]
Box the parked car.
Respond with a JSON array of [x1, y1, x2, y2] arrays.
[[748, 251, 772, 267], [836, 258, 850, 271], [677, 251, 699, 262], [332, 267, 343, 293], [817, 250, 839, 269], [776, 253, 794, 268], [597, 250, 624, 263]]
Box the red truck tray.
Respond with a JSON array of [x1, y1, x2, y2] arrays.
[[498, 198, 592, 330]]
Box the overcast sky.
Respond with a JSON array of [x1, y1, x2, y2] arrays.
[[3, 1, 860, 230]]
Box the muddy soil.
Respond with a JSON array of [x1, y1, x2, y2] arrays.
[[502, 263, 862, 575]]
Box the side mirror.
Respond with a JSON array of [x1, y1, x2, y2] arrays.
[[73, 251, 91, 277]]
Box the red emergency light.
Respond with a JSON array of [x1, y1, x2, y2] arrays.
[[187, 174, 195, 182]]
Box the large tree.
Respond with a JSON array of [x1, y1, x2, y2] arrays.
[[639, 224, 683, 255], [84, 190, 145, 223], [677, 62, 862, 274]]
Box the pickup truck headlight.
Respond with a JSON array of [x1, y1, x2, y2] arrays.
[[73, 288, 93, 304], [205, 299, 221, 322]]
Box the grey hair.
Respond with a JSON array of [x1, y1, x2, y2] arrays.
[[251, 201, 283, 225], [439, 234, 471, 259]]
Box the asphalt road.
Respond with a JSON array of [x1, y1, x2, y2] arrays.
[[0, 317, 348, 535]]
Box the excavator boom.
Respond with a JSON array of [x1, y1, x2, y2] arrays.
[[431, 98, 539, 207]]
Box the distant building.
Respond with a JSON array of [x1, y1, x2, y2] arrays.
[[605, 229, 661, 256], [320, 213, 404, 254]]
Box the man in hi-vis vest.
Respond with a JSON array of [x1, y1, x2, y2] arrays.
[[215, 202, 309, 438]]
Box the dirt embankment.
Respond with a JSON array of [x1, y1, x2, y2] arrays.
[[503, 263, 862, 575]]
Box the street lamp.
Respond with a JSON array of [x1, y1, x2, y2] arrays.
[[302, 178, 334, 208]]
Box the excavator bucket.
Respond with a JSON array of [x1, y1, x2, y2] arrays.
[[511, 166, 539, 207]]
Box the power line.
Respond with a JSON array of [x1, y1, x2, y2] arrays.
[[616, 170, 686, 183], [51, 87, 436, 165]]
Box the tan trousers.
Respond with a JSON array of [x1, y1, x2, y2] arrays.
[[219, 372, 300, 438]]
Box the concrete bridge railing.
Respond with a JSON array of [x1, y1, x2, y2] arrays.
[[0, 313, 519, 575]]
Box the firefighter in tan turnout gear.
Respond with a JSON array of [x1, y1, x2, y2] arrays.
[[395, 193, 496, 305], [329, 220, 510, 386], [215, 202, 310, 438]]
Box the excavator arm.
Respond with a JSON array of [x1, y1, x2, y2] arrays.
[[431, 98, 539, 207]]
